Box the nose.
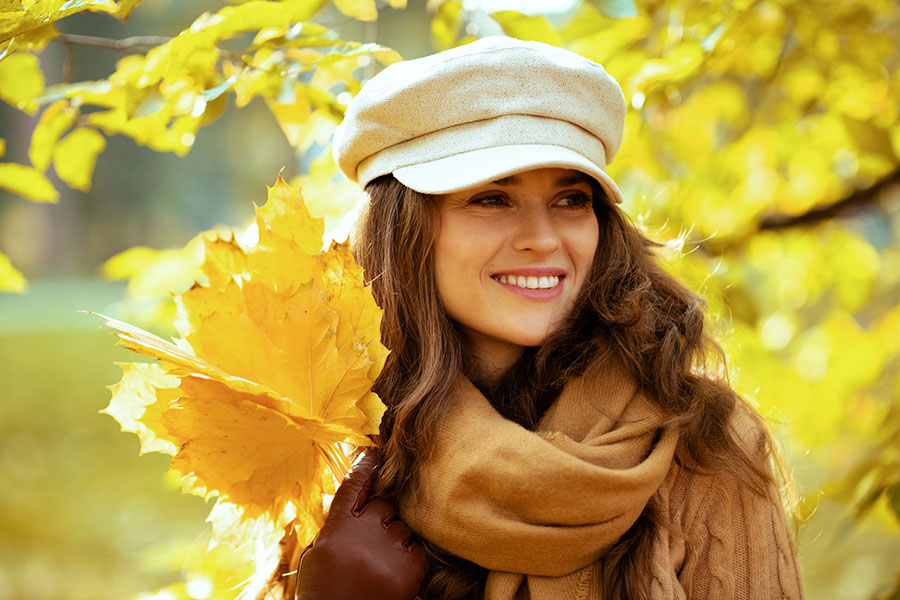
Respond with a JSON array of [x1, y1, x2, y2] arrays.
[[510, 205, 560, 254]]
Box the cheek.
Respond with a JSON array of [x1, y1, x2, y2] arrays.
[[572, 218, 600, 275], [434, 217, 500, 275], [432, 223, 474, 307]]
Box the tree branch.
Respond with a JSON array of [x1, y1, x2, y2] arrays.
[[55, 33, 172, 54], [697, 166, 900, 255], [63, 41, 74, 83], [758, 167, 900, 231]]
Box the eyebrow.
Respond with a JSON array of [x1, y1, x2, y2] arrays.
[[489, 173, 594, 187], [556, 173, 594, 187]]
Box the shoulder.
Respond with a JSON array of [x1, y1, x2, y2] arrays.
[[654, 409, 804, 599], [660, 404, 784, 540]]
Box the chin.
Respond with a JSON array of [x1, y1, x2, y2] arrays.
[[507, 324, 557, 348]]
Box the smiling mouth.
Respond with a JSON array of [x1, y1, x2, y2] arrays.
[[492, 274, 563, 290]]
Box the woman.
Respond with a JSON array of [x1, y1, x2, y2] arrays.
[[296, 36, 804, 600]]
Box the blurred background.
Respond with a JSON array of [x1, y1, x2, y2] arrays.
[[1, 0, 900, 598]]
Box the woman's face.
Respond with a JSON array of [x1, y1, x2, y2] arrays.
[[433, 167, 599, 372]]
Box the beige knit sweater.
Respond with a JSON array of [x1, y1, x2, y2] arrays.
[[400, 360, 804, 600]]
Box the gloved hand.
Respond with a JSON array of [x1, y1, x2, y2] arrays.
[[295, 448, 428, 600]]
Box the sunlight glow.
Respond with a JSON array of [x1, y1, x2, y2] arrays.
[[186, 577, 214, 600]]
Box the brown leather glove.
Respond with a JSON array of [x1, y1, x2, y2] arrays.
[[295, 448, 428, 600]]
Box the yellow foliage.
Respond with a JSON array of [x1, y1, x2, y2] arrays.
[[627, 42, 704, 95], [28, 100, 78, 171], [566, 7, 650, 67], [333, 0, 378, 22], [0, 162, 58, 202], [102, 241, 206, 329], [0, 0, 400, 208], [0, 0, 141, 43], [292, 151, 366, 243], [102, 362, 179, 456], [0, 251, 27, 293], [99, 174, 387, 524], [892, 124, 900, 162], [0, 52, 43, 114], [431, 0, 463, 51], [491, 11, 563, 47], [1, 0, 898, 595], [266, 83, 313, 147], [52, 128, 106, 191], [0, 23, 57, 57]]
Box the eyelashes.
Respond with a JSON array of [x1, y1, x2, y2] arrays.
[[467, 191, 594, 210], [468, 194, 508, 208], [556, 192, 594, 209]]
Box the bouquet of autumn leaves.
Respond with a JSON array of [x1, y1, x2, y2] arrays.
[[96, 174, 387, 599]]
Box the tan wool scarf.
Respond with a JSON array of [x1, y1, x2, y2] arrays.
[[399, 359, 679, 600]]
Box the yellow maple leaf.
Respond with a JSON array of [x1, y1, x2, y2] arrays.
[[102, 361, 178, 456], [98, 173, 387, 523]]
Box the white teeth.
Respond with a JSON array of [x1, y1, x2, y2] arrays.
[[494, 274, 560, 289]]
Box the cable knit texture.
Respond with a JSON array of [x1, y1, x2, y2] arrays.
[[399, 358, 804, 599]]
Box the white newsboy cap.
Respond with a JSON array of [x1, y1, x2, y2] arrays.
[[332, 36, 627, 203]]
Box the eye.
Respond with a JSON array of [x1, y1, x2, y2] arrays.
[[469, 194, 509, 208], [556, 191, 593, 210]]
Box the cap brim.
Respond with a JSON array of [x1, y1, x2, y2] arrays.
[[392, 144, 623, 204]]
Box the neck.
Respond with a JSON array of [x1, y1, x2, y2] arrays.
[[461, 330, 526, 385]]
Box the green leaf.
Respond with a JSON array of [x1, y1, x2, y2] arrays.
[[0, 52, 44, 114], [590, 0, 637, 18], [53, 128, 106, 192], [490, 11, 563, 46], [0, 162, 58, 202], [0, 251, 27, 294], [29, 100, 78, 171]]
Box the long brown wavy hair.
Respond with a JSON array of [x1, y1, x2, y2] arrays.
[[352, 174, 782, 600]]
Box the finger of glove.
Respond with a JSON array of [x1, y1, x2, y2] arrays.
[[330, 448, 380, 514], [365, 498, 418, 548]]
